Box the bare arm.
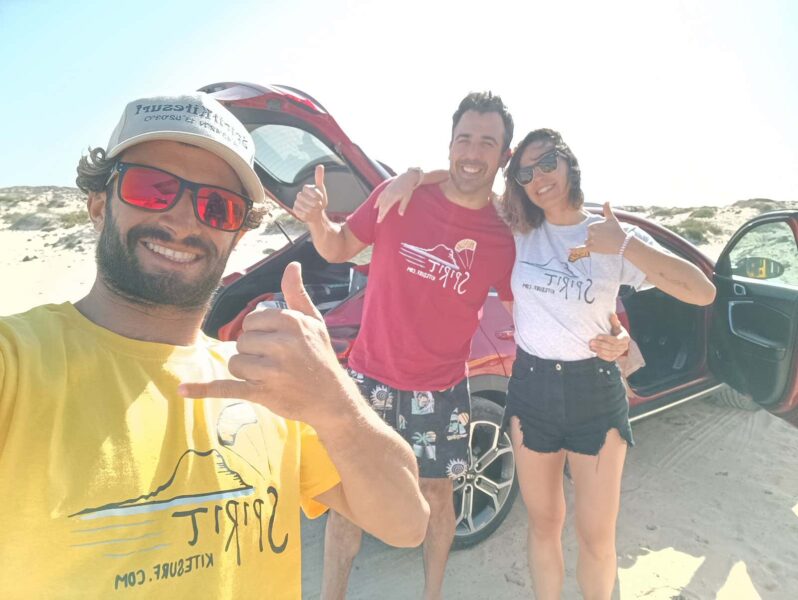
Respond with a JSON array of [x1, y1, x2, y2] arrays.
[[311, 388, 428, 547], [622, 238, 716, 305], [306, 216, 366, 264], [376, 168, 449, 222], [294, 165, 368, 262], [585, 203, 716, 306], [180, 263, 428, 547]]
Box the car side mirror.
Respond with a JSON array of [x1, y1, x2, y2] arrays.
[[731, 256, 785, 279]]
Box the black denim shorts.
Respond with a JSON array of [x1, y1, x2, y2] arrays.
[[504, 347, 634, 455], [347, 369, 471, 479]]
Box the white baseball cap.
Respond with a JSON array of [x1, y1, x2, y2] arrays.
[[105, 92, 265, 204]]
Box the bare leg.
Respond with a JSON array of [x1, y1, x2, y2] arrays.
[[568, 428, 628, 600], [510, 417, 567, 600], [321, 510, 363, 600], [419, 477, 455, 600]]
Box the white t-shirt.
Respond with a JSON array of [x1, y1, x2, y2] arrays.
[[511, 214, 662, 361]]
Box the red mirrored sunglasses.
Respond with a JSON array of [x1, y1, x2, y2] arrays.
[[106, 162, 253, 232]]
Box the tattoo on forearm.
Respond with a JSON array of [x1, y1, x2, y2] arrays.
[[657, 272, 689, 290]]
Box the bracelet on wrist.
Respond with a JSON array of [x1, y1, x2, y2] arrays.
[[407, 167, 424, 189], [619, 231, 634, 257]]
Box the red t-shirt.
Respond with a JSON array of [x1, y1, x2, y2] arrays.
[[345, 181, 515, 390]]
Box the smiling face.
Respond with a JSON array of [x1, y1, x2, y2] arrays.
[[89, 140, 246, 309], [517, 139, 572, 215], [448, 110, 508, 197]]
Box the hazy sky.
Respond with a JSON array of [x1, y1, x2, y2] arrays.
[[1, 0, 796, 207]]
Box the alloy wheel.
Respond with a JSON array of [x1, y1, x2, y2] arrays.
[[452, 417, 516, 540]]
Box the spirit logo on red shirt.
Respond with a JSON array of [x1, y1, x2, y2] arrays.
[[398, 238, 477, 295]]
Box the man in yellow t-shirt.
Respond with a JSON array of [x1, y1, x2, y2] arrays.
[[0, 92, 428, 599]]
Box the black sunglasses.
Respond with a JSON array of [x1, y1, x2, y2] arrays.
[[514, 150, 561, 186], [106, 162, 253, 232]]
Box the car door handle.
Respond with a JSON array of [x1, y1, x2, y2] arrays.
[[495, 328, 515, 340], [728, 301, 784, 350], [733, 283, 747, 296]]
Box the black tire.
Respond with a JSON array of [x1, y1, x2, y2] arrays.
[[708, 384, 761, 411], [451, 395, 519, 550]]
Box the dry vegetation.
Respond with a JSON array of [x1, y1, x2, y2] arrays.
[[1, 186, 797, 259], [619, 198, 798, 247], [0, 186, 95, 254]]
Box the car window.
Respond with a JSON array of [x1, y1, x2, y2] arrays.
[[250, 124, 344, 184], [248, 123, 370, 214], [725, 220, 798, 286]]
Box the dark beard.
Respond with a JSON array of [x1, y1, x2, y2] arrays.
[[96, 208, 230, 310]]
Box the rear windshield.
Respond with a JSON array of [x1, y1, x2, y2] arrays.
[[250, 124, 344, 184]]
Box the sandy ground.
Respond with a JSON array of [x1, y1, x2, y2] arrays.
[[2, 190, 798, 599], [300, 399, 798, 599]]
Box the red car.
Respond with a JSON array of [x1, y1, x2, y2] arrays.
[[200, 82, 798, 549]]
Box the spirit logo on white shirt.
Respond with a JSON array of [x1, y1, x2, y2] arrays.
[[519, 258, 595, 304]]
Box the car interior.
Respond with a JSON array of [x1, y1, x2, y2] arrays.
[[204, 238, 361, 338], [620, 236, 711, 395], [622, 286, 708, 394]]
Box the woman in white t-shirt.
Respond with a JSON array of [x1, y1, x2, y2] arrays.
[[499, 128, 715, 599]]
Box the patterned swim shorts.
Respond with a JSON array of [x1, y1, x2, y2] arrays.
[[347, 369, 471, 479]]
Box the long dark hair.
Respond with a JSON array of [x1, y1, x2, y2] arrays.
[[501, 128, 584, 233]]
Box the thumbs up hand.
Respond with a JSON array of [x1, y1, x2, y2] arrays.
[[294, 164, 329, 225], [179, 262, 347, 426], [580, 202, 627, 255]]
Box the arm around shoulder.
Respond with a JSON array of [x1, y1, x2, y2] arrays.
[[375, 168, 449, 222]]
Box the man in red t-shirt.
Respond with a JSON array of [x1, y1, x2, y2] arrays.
[[295, 92, 515, 600]]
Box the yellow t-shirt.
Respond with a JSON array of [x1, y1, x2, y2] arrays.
[[0, 303, 340, 599]]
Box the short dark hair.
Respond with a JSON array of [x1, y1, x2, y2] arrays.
[[502, 128, 584, 233], [451, 91, 514, 151]]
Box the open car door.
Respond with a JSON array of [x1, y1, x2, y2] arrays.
[[199, 82, 388, 218], [198, 83, 388, 337], [709, 210, 798, 419]]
